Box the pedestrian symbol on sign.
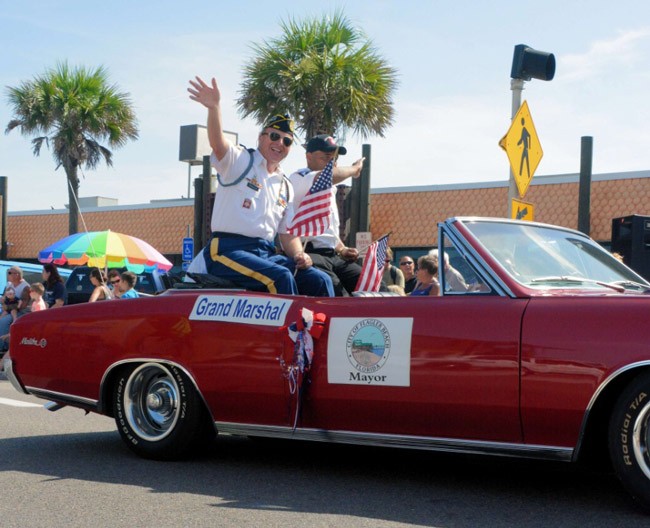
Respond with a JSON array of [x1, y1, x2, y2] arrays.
[[499, 100, 543, 199], [517, 118, 531, 179]]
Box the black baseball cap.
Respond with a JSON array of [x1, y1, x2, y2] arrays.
[[305, 134, 347, 155]]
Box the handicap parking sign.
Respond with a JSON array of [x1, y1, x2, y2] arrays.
[[182, 237, 194, 262]]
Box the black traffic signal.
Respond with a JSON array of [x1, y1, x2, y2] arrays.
[[511, 44, 555, 81]]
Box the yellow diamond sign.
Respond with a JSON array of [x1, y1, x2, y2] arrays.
[[499, 100, 543, 198]]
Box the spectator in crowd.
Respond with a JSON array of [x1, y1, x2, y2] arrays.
[[399, 255, 417, 294], [107, 269, 122, 299], [186, 75, 333, 297], [42, 263, 67, 308], [410, 255, 440, 297], [88, 267, 113, 302], [382, 247, 405, 289], [290, 134, 365, 296], [118, 271, 140, 299], [429, 251, 468, 292], [1, 286, 20, 322], [29, 283, 47, 312], [0, 265, 30, 337], [0, 265, 30, 351]]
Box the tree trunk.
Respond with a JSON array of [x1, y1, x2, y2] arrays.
[[65, 166, 80, 235]]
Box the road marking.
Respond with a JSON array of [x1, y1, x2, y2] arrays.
[[0, 397, 41, 408]]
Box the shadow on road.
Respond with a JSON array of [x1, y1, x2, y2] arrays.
[[0, 430, 645, 526]]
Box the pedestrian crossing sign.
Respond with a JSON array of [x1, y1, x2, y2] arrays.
[[499, 100, 543, 198], [511, 198, 534, 221]]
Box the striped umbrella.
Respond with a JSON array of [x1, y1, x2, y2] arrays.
[[38, 230, 173, 273]]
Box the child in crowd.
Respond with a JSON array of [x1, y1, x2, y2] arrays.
[[29, 283, 47, 312], [118, 271, 140, 299], [1, 286, 21, 322]]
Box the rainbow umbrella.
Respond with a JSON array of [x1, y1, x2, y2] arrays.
[[38, 230, 173, 273]]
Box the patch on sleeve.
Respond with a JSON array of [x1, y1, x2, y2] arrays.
[[189, 295, 293, 326], [327, 317, 413, 386]]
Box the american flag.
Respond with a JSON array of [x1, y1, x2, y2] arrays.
[[354, 234, 390, 292], [287, 160, 334, 237]]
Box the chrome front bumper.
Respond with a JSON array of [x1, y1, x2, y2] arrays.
[[2, 354, 28, 394]]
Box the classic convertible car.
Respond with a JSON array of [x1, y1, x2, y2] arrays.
[[5, 217, 650, 509]]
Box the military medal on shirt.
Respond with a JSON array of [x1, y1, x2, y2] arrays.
[[242, 177, 261, 209], [246, 176, 262, 192], [277, 190, 288, 209]]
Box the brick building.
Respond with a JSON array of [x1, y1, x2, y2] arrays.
[[6, 169, 650, 265]]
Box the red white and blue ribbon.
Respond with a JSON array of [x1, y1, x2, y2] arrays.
[[279, 308, 325, 429]]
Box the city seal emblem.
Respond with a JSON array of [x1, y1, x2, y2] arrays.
[[346, 318, 391, 374]]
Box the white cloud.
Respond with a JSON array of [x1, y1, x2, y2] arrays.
[[561, 28, 650, 81]]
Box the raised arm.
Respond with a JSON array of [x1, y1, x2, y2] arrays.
[[332, 157, 365, 184], [187, 76, 231, 161]]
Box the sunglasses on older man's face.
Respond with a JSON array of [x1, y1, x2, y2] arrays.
[[262, 131, 293, 147]]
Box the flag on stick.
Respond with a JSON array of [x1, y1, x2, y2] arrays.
[[287, 160, 334, 237], [354, 234, 390, 292]]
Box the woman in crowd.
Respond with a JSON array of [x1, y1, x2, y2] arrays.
[[88, 267, 113, 302], [42, 263, 67, 308], [107, 269, 122, 299], [409, 255, 440, 297]]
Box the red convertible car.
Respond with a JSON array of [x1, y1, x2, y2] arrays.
[[5, 217, 650, 509]]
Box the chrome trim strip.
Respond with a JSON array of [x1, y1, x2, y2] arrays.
[[25, 387, 98, 411], [216, 422, 573, 462]]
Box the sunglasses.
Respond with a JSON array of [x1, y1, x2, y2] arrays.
[[262, 131, 293, 147], [111, 279, 120, 284], [400, 261, 414, 266], [7, 271, 15, 275]]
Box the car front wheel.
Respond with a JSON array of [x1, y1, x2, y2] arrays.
[[113, 362, 214, 460], [609, 371, 650, 510]]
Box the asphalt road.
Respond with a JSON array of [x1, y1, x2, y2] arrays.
[[0, 375, 647, 528]]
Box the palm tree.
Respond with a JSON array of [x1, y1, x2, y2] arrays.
[[237, 11, 398, 142], [5, 62, 139, 234]]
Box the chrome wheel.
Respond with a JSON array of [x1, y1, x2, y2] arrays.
[[123, 363, 180, 442], [632, 399, 650, 480]]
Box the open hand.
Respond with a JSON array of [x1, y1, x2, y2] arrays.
[[188, 76, 221, 109]]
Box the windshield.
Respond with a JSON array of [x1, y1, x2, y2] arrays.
[[463, 220, 650, 291]]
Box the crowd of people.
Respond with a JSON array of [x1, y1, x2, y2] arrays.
[[0, 265, 141, 352]]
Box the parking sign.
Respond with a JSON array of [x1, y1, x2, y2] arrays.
[[182, 237, 194, 261]]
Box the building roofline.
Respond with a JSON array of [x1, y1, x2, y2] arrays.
[[8, 169, 650, 213], [370, 169, 650, 195], [9, 198, 193, 217]]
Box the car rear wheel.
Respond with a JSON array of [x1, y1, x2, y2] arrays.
[[113, 362, 214, 460], [608, 371, 650, 510]]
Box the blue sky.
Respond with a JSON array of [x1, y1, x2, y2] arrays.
[[2, 1, 649, 211]]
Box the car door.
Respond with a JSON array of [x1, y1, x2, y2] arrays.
[[302, 295, 525, 443]]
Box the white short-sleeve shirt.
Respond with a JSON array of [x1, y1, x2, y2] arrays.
[[210, 145, 293, 241]]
